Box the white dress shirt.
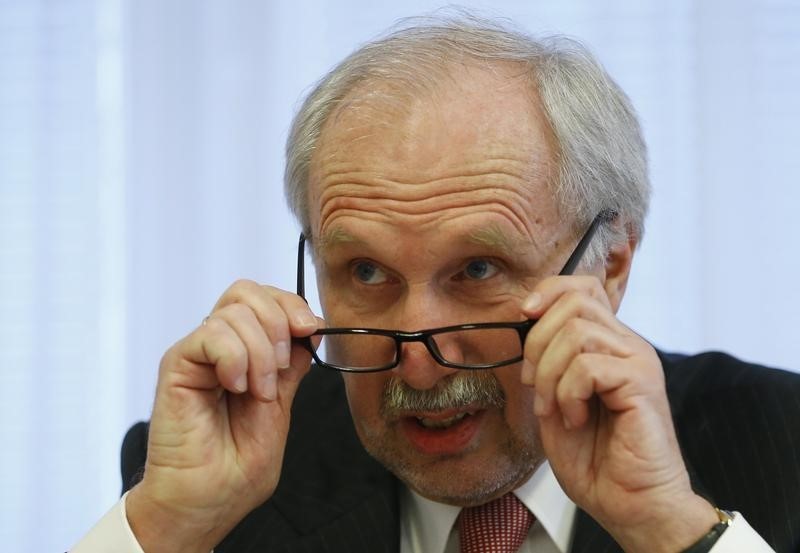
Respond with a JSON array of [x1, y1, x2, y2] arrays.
[[400, 461, 574, 553], [398, 461, 774, 553], [72, 462, 775, 553]]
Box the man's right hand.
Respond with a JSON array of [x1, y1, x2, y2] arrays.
[[125, 280, 321, 553]]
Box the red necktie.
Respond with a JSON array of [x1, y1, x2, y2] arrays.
[[458, 492, 535, 553]]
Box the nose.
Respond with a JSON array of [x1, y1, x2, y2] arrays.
[[393, 339, 459, 390], [389, 283, 461, 389]]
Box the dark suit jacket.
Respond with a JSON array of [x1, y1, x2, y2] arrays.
[[121, 352, 800, 552]]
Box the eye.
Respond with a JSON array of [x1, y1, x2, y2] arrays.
[[462, 259, 499, 281], [352, 260, 389, 285]]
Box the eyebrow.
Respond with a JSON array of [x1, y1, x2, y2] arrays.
[[466, 224, 526, 257], [315, 227, 365, 255]]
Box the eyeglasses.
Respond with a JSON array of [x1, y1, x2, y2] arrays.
[[295, 211, 615, 373]]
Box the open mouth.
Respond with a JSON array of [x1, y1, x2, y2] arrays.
[[399, 408, 486, 456], [414, 410, 477, 429]]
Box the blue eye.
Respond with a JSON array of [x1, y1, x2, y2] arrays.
[[353, 261, 388, 284], [464, 259, 498, 280]]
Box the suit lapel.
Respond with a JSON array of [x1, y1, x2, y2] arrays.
[[274, 483, 400, 553], [224, 365, 402, 553], [218, 470, 400, 553], [569, 509, 620, 553]]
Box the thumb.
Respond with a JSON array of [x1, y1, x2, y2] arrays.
[[274, 342, 315, 410]]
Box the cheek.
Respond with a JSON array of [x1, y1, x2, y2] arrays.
[[343, 373, 388, 430], [495, 367, 537, 423]]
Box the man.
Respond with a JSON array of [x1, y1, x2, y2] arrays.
[[74, 14, 800, 553]]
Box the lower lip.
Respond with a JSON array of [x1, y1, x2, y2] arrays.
[[399, 411, 485, 456]]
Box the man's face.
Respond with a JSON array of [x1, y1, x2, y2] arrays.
[[306, 65, 577, 506]]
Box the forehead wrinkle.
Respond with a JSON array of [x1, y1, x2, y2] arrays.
[[417, 200, 538, 246], [317, 197, 543, 259], [314, 160, 546, 215], [315, 177, 542, 246], [316, 151, 540, 187], [322, 191, 526, 228]]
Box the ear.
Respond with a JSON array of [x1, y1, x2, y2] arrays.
[[602, 231, 638, 314]]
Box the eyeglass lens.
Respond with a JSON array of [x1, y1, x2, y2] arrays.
[[315, 326, 524, 371]]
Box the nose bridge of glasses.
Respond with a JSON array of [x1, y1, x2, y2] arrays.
[[392, 334, 460, 388], [387, 324, 529, 366], [392, 330, 443, 362], [397, 327, 483, 367]]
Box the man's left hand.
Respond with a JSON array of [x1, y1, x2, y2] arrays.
[[520, 275, 718, 553]]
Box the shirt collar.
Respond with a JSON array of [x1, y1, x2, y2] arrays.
[[400, 461, 576, 553], [516, 460, 576, 551]]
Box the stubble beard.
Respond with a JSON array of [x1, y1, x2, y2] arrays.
[[359, 370, 544, 506]]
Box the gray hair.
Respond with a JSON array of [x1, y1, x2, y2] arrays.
[[284, 12, 650, 265]]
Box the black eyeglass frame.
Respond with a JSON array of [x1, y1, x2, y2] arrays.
[[296, 210, 616, 373]]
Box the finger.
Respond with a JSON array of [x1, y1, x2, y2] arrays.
[[273, 341, 315, 408], [178, 316, 250, 393], [555, 353, 630, 429], [531, 318, 633, 417], [213, 280, 320, 369], [270, 290, 323, 336], [521, 275, 613, 319], [257, 318, 325, 409], [521, 289, 629, 384], [212, 303, 277, 402]]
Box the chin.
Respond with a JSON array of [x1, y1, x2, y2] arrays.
[[363, 433, 542, 507]]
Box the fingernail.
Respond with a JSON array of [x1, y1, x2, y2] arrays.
[[562, 415, 572, 430], [522, 292, 542, 312], [296, 313, 317, 328], [275, 340, 291, 369], [533, 392, 545, 416], [234, 373, 248, 393], [263, 372, 277, 401]]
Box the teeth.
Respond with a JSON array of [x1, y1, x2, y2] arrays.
[[417, 411, 473, 429]]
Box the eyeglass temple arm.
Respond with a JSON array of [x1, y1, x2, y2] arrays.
[[297, 233, 307, 300], [558, 210, 618, 276]]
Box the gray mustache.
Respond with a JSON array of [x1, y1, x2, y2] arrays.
[[381, 371, 505, 417]]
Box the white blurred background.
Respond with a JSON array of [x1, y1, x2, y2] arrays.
[[1, 1, 798, 550]]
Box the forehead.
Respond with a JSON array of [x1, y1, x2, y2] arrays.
[[312, 63, 554, 180], [306, 62, 560, 241]]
